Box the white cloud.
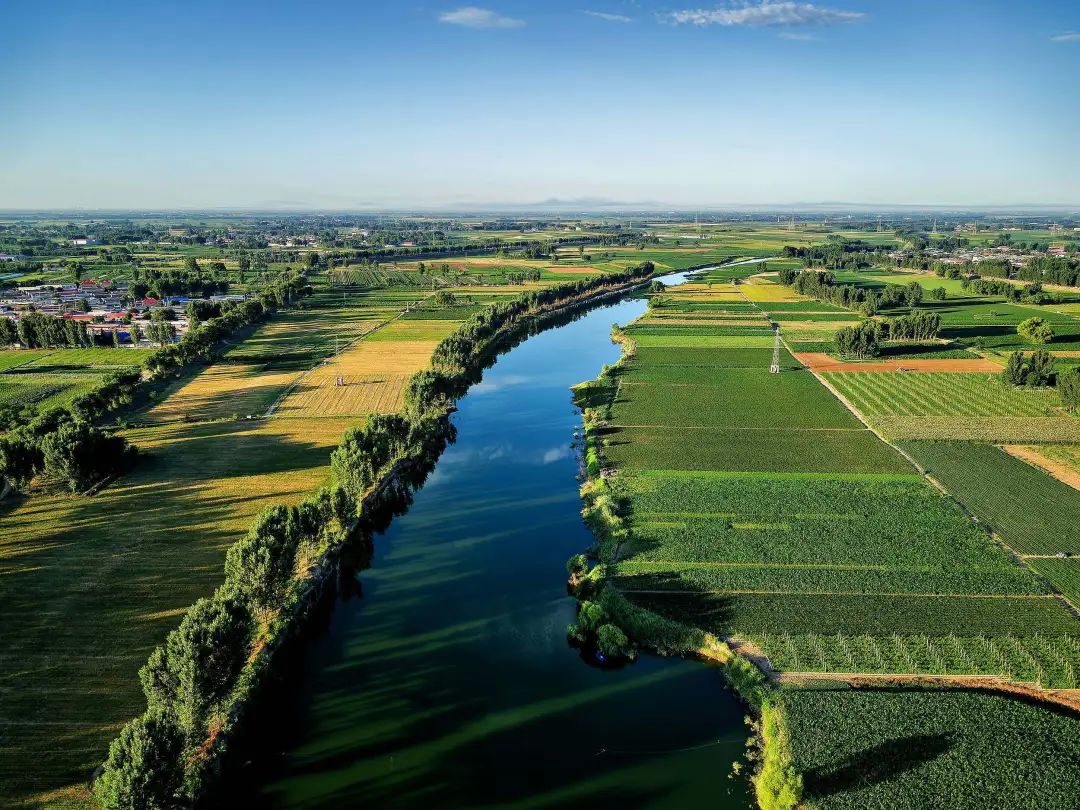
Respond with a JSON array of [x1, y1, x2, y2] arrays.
[[439, 6, 526, 29], [666, 2, 864, 28], [541, 445, 572, 464], [1050, 31, 1080, 42], [585, 10, 633, 23]]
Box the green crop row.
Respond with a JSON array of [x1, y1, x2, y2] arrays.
[[625, 591, 1078, 637], [612, 372, 863, 430], [824, 372, 1058, 419], [602, 425, 909, 475], [750, 631, 1078, 688], [780, 686, 1080, 810], [901, 441, 1080, 557]]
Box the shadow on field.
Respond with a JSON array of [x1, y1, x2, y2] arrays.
[[618, 570, 738, 636], [803, 732, 954, 799]]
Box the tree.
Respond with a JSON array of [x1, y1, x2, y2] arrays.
[[0, 317, 16, 346], [834, 320, 883, 359], [1000, 350, 1055, 388], [431, 290, 457, 308], [903, 281, 924, 306], [93, 708, 185, 810], [77, 298, 91, 313], [0, 429, 43, 490], [139, 596, 251, 741], [1059, 367, 1080, 410], [39, 419, 132, 493], [929, 287, 947, 300], [1017, 317, 1054, 344], [147, 320, 176, 347]]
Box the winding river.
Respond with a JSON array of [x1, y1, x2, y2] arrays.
[[226, 271, 752, 808]]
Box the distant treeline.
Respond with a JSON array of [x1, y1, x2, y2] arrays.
[[778, 268, 924, 316], [131, 260, 231, 299], [92, 262, 657, 809], [780, 238, 892, 270]]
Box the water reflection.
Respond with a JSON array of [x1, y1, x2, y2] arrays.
[[220, 272, 752, 809]]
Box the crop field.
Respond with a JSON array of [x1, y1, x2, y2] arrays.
[[899, 441, 1080, 557], [0, 350, 52, 371], [780, 687, 1080, 810], [0, 348, 149, 413], [822, 371, 1080, 440], [738, 279, 807, 303], [0, 276, 481, 806], [613, 371, 866, 429], [21, 348, 152, 368], [630, 334, 777, 348], [0, 371, 106, 411], [1028, 559, 1080, 610], [588, 274, 1079, 711], [0, 415, 355, 806], [752, 632, 1079, 685], [1016, 442, 1080, 480], [823, 372, 1059, 419], [604, 425, 911, 474]]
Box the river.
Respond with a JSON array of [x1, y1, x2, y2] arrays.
[[224, 271, 753, 809]]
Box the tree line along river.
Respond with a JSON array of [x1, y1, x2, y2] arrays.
[[221, 271, 753, 809]]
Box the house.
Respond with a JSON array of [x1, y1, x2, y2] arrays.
[[167, 227, 191, 237], [0, 253, 16, 262]]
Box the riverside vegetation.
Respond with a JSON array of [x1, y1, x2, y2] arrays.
[[91, 264, 657, 808]]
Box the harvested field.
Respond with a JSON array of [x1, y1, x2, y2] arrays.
[[142, 363, 302, 422], [799, 353, 1002, 373]]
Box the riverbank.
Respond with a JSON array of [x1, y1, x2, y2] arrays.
[[91, 265, 672, 808]]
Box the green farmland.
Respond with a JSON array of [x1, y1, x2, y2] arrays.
[[576, 267, 1080, 810]]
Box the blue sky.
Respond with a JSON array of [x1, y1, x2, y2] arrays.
[[3, 1, 1079, 209]]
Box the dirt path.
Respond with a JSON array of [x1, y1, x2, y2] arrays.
[[775, 672, 1080, 712], [1002, 444, 1080, 493], [794, 352, 1001, 373]]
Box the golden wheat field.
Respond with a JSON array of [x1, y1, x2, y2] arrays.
[[739, 280, 808, 303]]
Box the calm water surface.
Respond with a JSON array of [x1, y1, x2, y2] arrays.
[[234, 273, 752, 808]]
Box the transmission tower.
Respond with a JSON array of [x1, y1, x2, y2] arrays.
[[770, 322, 782, 374]]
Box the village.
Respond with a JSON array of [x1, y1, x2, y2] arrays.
[[0, 277, 246, 347]]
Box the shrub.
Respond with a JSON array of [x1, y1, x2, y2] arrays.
[[1017, 317, 1054, 344], [596, 623, 633, 659], [753, 701, 804, 810]]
